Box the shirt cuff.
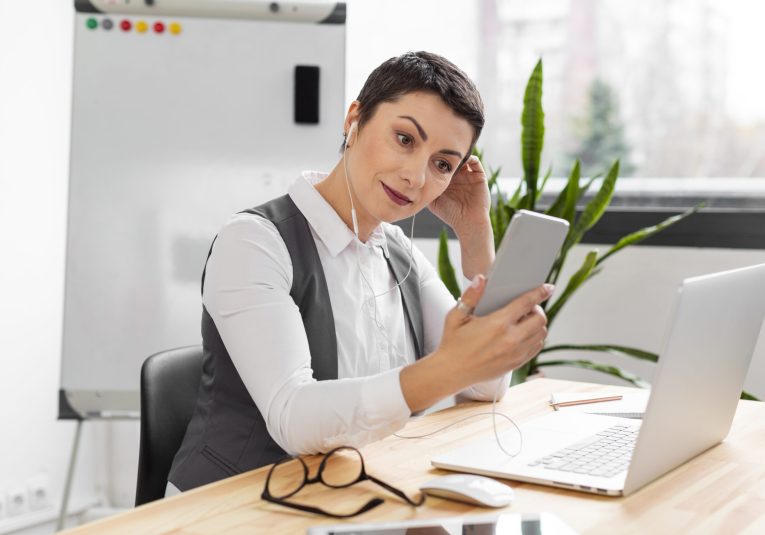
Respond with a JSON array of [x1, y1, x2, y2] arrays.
[[459, 371, 513, 402], [359, 366, 411, 426]]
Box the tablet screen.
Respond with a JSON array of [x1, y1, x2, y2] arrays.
[[313, 512, 577, 535]]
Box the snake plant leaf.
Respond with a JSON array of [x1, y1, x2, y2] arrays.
[[508, 178, 524, 209], [521, 59, 544, 211], [541, 344, 659, 362], [547, 249, 598, 324], [568, 160, 619, 248], [494, 206, 514, 250], [511, 361, 533, 386], [546, 160, 580, 220], [596, 203, 705, 266], [585, 267, 603, 282], [494, 195, 508, 249], [546, 161, 581, 285], [489, 203, 498, 248], [438, 228, 460, 299], [577, 173, 602, 202], [562, 161, 581, 227], [502, 206, 517, 247], [536, 164, 553, 202], [487, 166, 502, 191], [536, 359, 651, 388]]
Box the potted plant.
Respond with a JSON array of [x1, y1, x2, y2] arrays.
[[436, 59, 747, 395]]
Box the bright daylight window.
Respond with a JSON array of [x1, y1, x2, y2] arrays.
[[478, 0, 765, 212], [347, 0, 765, 246]]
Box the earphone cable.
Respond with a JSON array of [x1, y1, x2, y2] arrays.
[[343, 125, 520, 456], [393, 378, 523, 458]]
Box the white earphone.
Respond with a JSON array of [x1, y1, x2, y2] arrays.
[[346, 122, 359, 236], [342, 119, 417, 365], [342, 120, 522, 456]]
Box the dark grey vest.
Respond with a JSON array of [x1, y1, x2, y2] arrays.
[[168, 195, 424, 491]]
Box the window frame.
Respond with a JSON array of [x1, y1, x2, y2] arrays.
[[398, 177, 765, 249]]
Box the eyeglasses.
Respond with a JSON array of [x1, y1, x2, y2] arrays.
[[261, 446, 425, 518]]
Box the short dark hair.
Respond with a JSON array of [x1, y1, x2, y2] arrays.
[[343, 51, 484, 164]]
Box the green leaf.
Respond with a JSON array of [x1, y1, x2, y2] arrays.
[[508, 179, 524, 209], [489, 203, 499, 248], [521, 59, 544, 211], [536, 164, 553, 202], [546, 161, 581, 286], [562, 161, 581, 227], [487, 166, 501, 191], [741, 390, 760, 401], [493, 200, 506, 250], [585, 267, 603, 282], [547, 249, 598, 325], [596, 203, 705, 266], [536, 359, 650, 388], [546, 160, 580, 220], [541, 344, 658, 362], [568, 160, 619, 249], [438, 228, 460, 299], [577, 173, 601, 201], [510, 361, 532, 386]]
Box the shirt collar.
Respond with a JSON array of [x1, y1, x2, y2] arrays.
[[288, 171, 390, 258]]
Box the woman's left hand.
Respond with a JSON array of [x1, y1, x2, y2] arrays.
[[428, 155, 491, 236]]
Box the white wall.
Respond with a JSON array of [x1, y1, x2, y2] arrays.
[[0, 1, 109, 534], [2, 0, 764, 533], [523, 244, 765, 395]]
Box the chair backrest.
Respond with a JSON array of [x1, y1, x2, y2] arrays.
[[135, 345, 204, 506]]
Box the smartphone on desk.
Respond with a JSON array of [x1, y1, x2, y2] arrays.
[[474, 210, 569, 316], [308, 512, 579, 534]]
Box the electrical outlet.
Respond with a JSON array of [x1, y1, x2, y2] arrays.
[[28, 475, 51, 510], [6, 487, 28, 516]]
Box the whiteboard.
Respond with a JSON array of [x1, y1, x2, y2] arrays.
[[60, 3, 346, 418]]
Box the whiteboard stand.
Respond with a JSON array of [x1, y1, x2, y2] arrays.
[[57, 419, 82, 532], [57, 394, 140, 531]]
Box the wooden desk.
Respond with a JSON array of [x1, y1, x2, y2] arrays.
[[62, 379, 765, 535]]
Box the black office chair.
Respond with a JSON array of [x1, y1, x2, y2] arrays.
[[135, 345, 204, 506]]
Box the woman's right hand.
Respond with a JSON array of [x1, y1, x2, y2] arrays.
[[399, 275, 554, 412], [436, 275, 555, 387]]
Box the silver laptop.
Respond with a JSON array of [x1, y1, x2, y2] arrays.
[[432, 263, 765, 496]]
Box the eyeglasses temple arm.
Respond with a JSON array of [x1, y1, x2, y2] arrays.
[[367, 475, 425, 506], [262, 494, 384, 518]]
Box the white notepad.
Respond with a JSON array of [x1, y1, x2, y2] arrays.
[[550, 390, 650, 419]]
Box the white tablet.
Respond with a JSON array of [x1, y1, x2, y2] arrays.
[[306, 512, 578, 534], [474, 210, 569, 316]]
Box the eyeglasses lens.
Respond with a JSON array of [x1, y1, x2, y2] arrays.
[[268, 459, 306, 499], [322, 447, 363, 488]]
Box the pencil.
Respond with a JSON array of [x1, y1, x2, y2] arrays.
[[550, 395, 623, 408]]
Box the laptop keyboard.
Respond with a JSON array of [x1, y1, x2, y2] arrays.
[[527, 423, 638, 478]]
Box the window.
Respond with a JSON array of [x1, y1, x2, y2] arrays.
[[347, 0, 765, 247]]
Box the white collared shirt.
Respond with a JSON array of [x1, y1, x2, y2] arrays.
[[203, 171, 510, 455]]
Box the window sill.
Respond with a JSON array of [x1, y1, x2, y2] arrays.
[[398, 178, 765, 249]]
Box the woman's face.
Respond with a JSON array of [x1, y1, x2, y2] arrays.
[[345, 91, 474, 226]]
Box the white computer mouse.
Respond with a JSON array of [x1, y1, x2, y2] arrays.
[[419, 474, 515, 508]]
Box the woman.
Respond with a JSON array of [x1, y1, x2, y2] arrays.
[[166, 51, 552, 495]]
